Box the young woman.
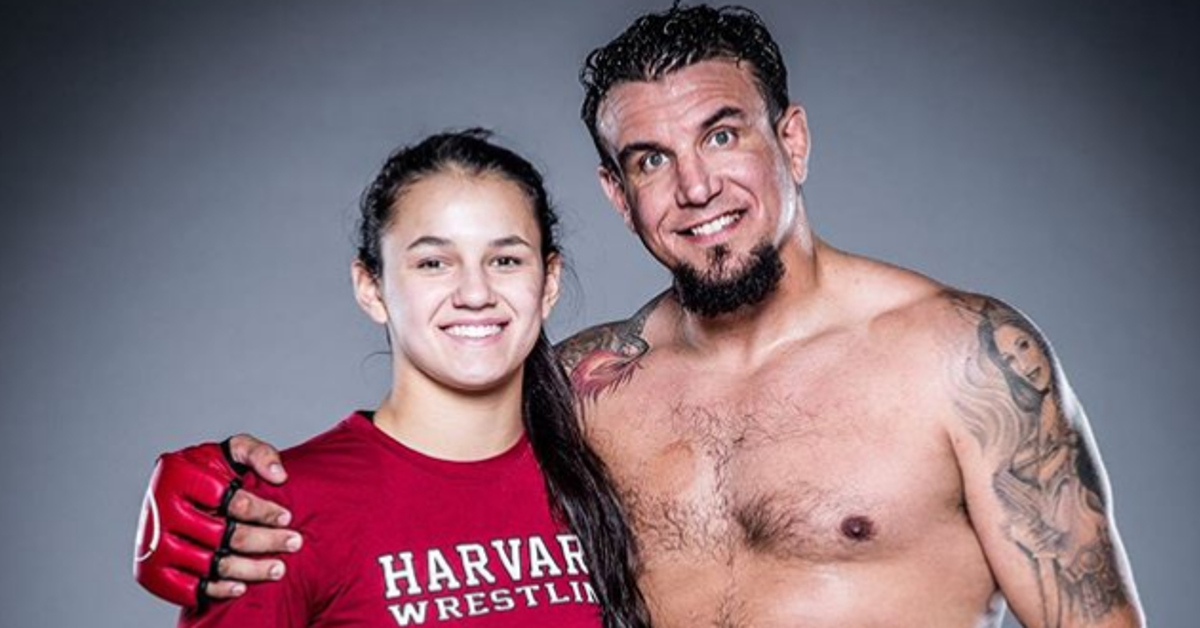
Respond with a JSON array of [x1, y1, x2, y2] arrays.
[[180, 130, 649, 627]]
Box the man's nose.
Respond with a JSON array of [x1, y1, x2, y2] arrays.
[[674, 152, 720, 208]]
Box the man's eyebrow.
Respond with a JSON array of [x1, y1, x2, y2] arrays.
[[700, 105, 746, 131], [406, 236, 450, 250]]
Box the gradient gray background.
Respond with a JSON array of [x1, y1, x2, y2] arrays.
[[1, 1, 1196, 626]]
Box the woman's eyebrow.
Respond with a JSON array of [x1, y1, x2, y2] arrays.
[[490, 235, 533, 248], [406, 235, 451, 250]]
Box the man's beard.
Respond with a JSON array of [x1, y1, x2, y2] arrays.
[[672, 242, 785, 318]]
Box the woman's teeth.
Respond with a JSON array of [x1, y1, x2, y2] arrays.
[[445, 324, 502, 338]]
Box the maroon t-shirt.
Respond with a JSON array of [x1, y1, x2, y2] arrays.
[[180, 413, 602, 627]]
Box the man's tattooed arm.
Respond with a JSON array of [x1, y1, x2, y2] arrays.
[[554, 293, 664, 403], [944, 292, 1143, 628]]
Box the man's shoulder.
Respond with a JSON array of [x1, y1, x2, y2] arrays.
[[834, 255, 1035, 361], [555, 292, 670, 403], [555, 291, 667, 374], [903, 288, 1034, 343], [833, 253, 997, 331], [925, 289, 1056, 367], [867, 278, 1054, 399], [872, 283, 1014, 352]]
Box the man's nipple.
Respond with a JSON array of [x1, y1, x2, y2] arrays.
[[840, 515, 876, 542]]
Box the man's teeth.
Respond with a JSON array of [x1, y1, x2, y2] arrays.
[[445, 324, 502, 338], [689, 213, 739, 236]]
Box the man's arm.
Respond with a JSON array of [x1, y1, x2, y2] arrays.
[[944, 293, 1143, 627], [134, 434, 301, 606]]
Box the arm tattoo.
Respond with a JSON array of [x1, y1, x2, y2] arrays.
[[555, 294, 662, 403], [949, 293, 1128, 626]]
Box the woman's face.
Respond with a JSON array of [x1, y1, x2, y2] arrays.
[[353, 171, 560, 394], [994, 323, 1052, 393]]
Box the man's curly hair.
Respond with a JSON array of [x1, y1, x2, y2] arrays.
[[580, 3, 790, 173]]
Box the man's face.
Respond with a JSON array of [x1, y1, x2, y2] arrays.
[[595, 60, 810, 308]]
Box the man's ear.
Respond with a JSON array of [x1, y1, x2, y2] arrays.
[[776, 104, 812, 185], [598, 166, 636, 233], [351, 261, 389, 325], [541, 254, 563, 320]]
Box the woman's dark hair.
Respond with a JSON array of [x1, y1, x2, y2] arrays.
[[978, 304, 1055, 414], [579, 3, 789, 174], [357, 129, 651, 628]]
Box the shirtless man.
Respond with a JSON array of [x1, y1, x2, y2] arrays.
[[134, 5, 1143, 627]]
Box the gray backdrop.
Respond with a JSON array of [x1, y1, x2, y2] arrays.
[[1, 1, 1196, 626]]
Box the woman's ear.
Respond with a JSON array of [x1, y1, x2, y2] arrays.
[[351, 260, 389, 325], [541, 254, 563, 320]]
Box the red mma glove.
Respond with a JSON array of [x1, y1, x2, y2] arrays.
[[133, 440, 248, 607]]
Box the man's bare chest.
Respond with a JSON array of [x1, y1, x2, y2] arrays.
[[584, 357, 965, 563]]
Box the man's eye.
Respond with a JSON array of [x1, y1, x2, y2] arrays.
[[641, 152, 667, 172], [709, 129, 734, 147], [493, 256, 523, 268], [417, 259, 445, 270]]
